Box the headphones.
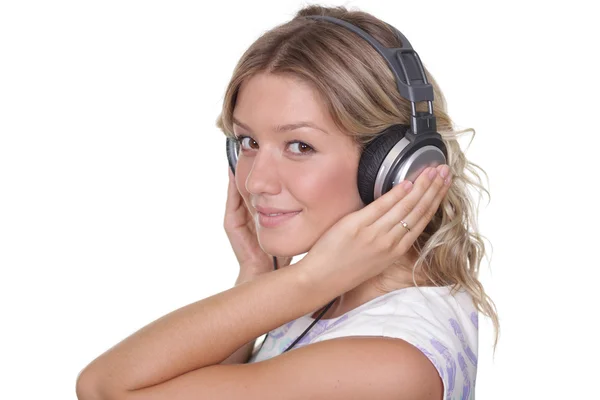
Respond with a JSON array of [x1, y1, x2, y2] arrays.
[[225, 15, 447, 355]]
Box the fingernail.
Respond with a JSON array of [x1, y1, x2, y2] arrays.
[[440, 165, 450, 179], [403, 180, 413, 191], [428, 168, 438, 179]]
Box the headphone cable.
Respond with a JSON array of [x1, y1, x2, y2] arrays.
[[253, 256, 338, 357]]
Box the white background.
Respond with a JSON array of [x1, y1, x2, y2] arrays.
[[1, 0, 598, 398]]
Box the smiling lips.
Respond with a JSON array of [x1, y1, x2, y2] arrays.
[[253, 206, 301, 228], [254, 205, 300, 214], [255, 211, 300, 228]]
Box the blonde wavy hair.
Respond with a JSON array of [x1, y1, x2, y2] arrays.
[[215, 5, 499, 351]]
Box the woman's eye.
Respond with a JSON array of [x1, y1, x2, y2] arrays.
[[287, 141, 314, 155], [235, 136, 314, 155], [238, 136, 258, 150]]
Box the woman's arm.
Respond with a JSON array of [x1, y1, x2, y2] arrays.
[[76, 261, 338, 399], [77, 168, 445, 399], [219, 274, 261, 365], [219, 338, 257, 365]]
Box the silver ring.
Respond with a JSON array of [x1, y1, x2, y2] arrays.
[[400, 220, 411, 232]]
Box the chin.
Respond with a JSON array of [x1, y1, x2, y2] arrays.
[[258, 235, 311, 260]]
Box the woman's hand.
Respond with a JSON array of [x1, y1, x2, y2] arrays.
[[300, 164, 452, 294], [224, 169, 293, 281]]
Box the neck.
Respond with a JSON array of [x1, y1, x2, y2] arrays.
[[312, 249, 429, 320]]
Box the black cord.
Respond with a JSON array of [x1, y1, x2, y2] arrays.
[[283, 294, 337, 353], [253, 256, 338, 357]]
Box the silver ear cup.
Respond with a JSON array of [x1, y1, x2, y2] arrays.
[[373, 138, 446, 200], [391, 145, 447, 186]]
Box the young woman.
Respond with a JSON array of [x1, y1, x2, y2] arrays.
[[76, 5, 498, 400]]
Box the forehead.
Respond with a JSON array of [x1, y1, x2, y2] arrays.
[[233, 73, 331, 128]]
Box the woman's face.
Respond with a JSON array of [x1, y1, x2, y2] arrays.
[[232, 72, 364, 257]]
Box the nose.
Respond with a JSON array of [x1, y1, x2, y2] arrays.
[[244, 147, 281, 196]]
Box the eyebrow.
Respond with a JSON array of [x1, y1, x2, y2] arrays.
[[232, 116, 329, 135]]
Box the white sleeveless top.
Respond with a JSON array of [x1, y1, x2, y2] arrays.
[[248, 285, 479, 400]]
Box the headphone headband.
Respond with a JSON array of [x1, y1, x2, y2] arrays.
[[305, 15, 436, 136]]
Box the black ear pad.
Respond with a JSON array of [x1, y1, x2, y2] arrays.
[[226, 137, 238, 176], [357, 124, 410, 205]]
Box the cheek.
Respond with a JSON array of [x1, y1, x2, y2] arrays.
[[234, 171, 253, 210], [293, 163, 361, 213]]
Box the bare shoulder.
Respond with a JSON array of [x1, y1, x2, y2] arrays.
[[187, 336, 443, 400]]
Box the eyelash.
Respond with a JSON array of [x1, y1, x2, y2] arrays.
[[232, 135, 316, 156]]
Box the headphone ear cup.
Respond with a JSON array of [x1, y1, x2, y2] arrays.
[[226, 138, 238, 176], [357, 125, 410, 205]]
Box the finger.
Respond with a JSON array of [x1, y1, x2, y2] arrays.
[[225, 168, 243, 215], [368, 166, 438, 230], [361, 166, 437, 227], [390, 166, 451, 240], [395, 165, 447, 232]]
